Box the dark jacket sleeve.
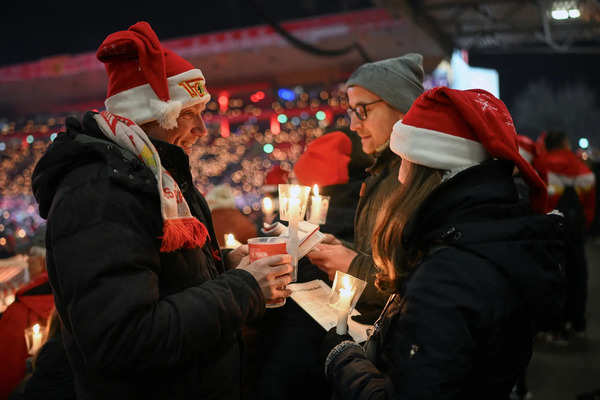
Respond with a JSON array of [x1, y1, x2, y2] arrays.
[[328, 252, 482, 399], [47, 170, 264, 374]]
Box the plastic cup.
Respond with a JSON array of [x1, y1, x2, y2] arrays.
[[247, 237, 289, 308]]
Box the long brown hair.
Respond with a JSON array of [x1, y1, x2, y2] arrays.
[[372, 162, 442, 291]]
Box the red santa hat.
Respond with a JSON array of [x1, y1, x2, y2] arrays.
[[517, 134, 536, 163], [262, 165, 289, 193], [96, 21, 210, 129], [390, 87, 548, 213], [293, 131, 352, 187]]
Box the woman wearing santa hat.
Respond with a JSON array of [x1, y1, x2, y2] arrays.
[[320, 87, 565, 399]]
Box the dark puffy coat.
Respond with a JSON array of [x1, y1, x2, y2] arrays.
[[31, 112, 264, 399], [326, 160, 565, 399]]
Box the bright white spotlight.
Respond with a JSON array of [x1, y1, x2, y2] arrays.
[[568, 8, 580, 18], [578, 137, 589, 149], [552, 9, 569, 20]]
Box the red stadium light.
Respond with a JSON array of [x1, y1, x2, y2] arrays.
[[220, 118, 230, 138], [250, 91, 266, 103], [218, 92, 229, 113], [270, 115, 280, 135]]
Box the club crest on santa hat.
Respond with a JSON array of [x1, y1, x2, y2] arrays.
[[96, 21, 211, 129], [390, 87, 548, 214]]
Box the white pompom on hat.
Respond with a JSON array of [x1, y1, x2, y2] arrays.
[[96, 21, 211, 129]]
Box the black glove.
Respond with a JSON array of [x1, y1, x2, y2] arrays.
[[319, 327, 353, 367]]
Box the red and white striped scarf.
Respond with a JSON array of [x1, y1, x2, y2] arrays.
[[94, 111, 209, 252]]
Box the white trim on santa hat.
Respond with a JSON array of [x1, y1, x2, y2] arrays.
[[390, 119, 489, 171], [105, 69, 211, 129]]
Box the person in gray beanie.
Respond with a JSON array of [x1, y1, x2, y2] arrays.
[[308, 53, 424, 322]]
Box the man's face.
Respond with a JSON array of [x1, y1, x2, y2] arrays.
[[347, 86, 403, 155], [144, 102, 208, 155]]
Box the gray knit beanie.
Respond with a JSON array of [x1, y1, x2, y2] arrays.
[[346, 53, 424, 113]]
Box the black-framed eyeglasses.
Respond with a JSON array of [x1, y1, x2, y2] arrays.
[[346, 99, 385, 121]]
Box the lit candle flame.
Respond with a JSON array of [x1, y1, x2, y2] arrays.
[[32, 323, 40, 334], [225, 233, 239, 248], [340, 274, 353, 297], [313, 184, 319, 197], [262, 197, 273, 214]]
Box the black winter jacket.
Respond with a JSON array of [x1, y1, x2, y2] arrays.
[[31, 112, 265, 399], [326, 160, 565, 400]]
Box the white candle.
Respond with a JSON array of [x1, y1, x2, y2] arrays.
[[262, 197, 274, 223], [31, 323, 43, 354], [335, 275, 354, 334], [308, 184, 323, 224], [289, 185, 302, 219]]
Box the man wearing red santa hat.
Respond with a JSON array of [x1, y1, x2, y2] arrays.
[[320, 87, 564, 400], [533, 130, 595, 339], [31, 22, 292, 399]]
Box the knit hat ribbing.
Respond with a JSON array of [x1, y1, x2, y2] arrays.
[[346, 53, 424, 113]]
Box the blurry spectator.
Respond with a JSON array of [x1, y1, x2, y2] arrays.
[[517, 134, 536, 164], [25, 226, 46, 282], [534, 130, 594, 338], [205, 184, 257, 246], [294, 128, 372, 243], [0, 271, 53, 398], [22, 309, 76, 400]]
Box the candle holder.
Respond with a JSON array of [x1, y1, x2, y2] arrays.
[[277, 184, 311, 222], [328, 271, 367, 334], [278, 184, 311, 282], [24, 323, 45, 355], [307, 195, 330, 225]]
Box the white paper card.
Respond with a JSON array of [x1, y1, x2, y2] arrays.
[[288, 279, 372, 343], [278, 221, 326, 258]]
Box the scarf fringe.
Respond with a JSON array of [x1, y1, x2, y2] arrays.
[[160, 218, 209, 253]]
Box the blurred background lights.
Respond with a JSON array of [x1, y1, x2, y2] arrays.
[[277, 114, 288, 124], [315, 111, 326, 121], [263, 143, 274, 154], [551, 1, 580, 20], [50, 133, 58, 141], [578, 137, 589, 149], [26, 135, 34, 144], [278, 88, 295, 101], [250, 91, 265, 103], [0, 142, 5, 151]]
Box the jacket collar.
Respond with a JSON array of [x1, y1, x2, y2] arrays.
[[150, 139, 193, 185], [366, 146, 400, 176], [402, 160, 519, 250]]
